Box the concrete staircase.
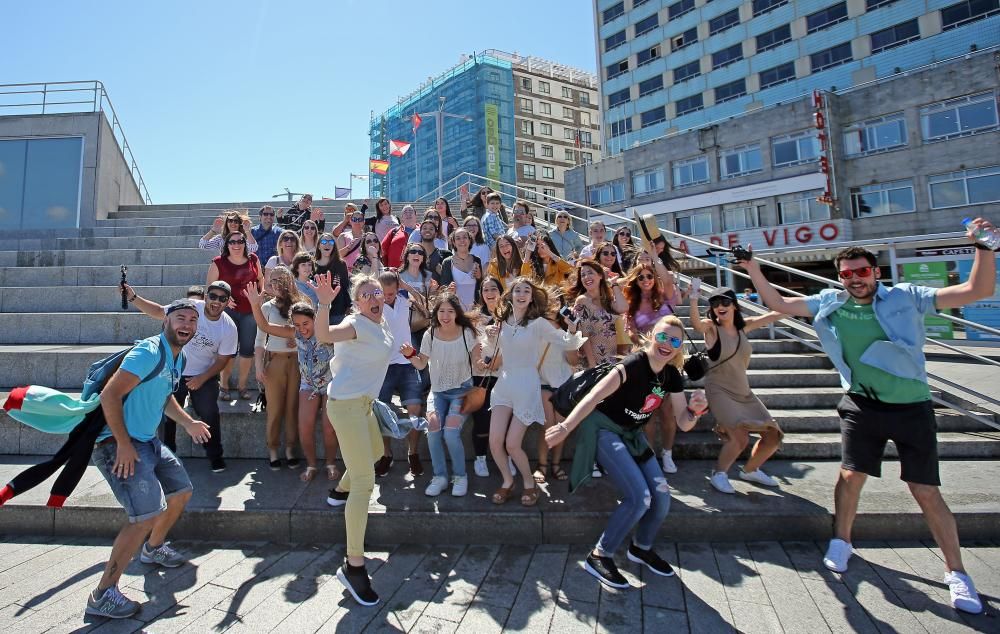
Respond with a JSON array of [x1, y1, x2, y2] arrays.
[[1, 202, 999, 543]]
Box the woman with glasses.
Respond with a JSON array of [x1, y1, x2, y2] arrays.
[[352, 232, 384, 277], [368, 198, 399, 241], [200, 210, 259, 254], [299, 220, 321, 256], [338, 210, 368, 271], [314, 232, 350, 325], [487, 235, 524, 291], [461, 216, 491, 264], [408, 210, 448, 250], [265, 230, 301, 286], [463, 185, 494, 220], [439, 228, 482, 310], [399, 243, 436, 350], [689, 284, 786, 494], [207, 229, 263, 400], [613, 227, 638, 271], [550, 212, 584, 262], [545, 315, 708, 589], [596, 245, 625, 280], [521, 231, 573, 287]]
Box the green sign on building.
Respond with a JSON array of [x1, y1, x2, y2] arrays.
[[902, 261, 953, 339], [484, 103, 500, 190]]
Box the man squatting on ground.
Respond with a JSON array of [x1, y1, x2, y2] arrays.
[[737, 217, 997, 614]]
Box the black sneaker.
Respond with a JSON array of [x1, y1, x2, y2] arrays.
[[326, 488, 349, 507], [584, 552, 630, 589], [374, 455, 393, 478], [407, 453, 423, 477], [627, 543, 675, 577], [210, 458, 227, 473], [286, 458, 301, 469], [336, 563, 380, 606]]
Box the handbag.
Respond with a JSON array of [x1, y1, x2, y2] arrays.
[[460, 321, 501, 415], [551, 362, 625, 417], [682, 326, 741, 382], [409, 279, 431, 333]]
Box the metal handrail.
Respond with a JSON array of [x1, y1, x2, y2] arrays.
[[0, 80, 152, 204]]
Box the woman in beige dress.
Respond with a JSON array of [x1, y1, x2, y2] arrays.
[[689, 284, 786, 494]]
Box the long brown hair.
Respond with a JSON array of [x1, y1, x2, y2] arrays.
[[494, 235, 524, 280], [221, 229, 249, 260], [623, 263, 664, 316], [314, 232, 342, 267], [497, 277, 555, 326], [268, 265, 306, 319], [429, 292, 478, 332], [567, 259, 615, 313]]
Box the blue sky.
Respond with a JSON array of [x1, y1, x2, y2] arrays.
[[6, 1, 596, 204]]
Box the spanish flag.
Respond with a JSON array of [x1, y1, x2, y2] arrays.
[[369, 159, 389, 175]]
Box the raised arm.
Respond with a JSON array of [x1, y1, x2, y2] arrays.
[[121, 283, 166, 321], [312, 273, 358, 344], [935, 218, 998, 310], [245, 283, 295, 339], [735, 250, 813, 318], [743, 311, 787, 332], [687, 279, 714, 334]]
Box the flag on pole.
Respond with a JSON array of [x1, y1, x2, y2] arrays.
[[389, 140, 411, 157], [334, 187, 351, 199], [369, 159, 389, 175], [412, 113, 422, 133], [350, 173, 369, 181]]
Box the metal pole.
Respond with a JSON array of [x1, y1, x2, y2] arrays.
[[437, 97, 446, 198]]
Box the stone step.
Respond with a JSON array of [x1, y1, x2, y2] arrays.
[[0, 235, 213, 252], [0, 286, 191, 313], [0, 247, 213, 267], [80, 224, 219, 238], [0, 264, 209, 288], [98, 215, 246, 228], [1, 456, 997, 543]]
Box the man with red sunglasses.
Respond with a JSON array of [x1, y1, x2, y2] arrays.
[[736, 218, 996, 615]]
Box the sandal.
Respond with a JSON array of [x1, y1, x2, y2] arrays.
[[326, 464, 341, 481], [533, 463, 548, 484], [491, 485, 515, 505], [238, 388, 252, 400], [218, 388, 232, 401], [520, 486, 541, 507], [300, 466, 318, 482], [551, 465, 568, 481]]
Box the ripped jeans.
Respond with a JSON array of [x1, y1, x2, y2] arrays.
[[595, 428, 671, 555]]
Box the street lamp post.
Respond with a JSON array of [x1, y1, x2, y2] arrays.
[[416, 96, 473, 199]]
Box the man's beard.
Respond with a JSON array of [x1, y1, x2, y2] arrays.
[[164, 321, 194, 347]]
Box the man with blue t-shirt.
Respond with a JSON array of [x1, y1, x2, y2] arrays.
[[738, 218, 996, 615], [86, 300, 212, 619]]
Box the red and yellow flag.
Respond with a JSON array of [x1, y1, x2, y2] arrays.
[[369, 159, 389, 175]]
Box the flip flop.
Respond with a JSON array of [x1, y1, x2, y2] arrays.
[[238, 388, 252, 400], [218, 388, 232, 401]]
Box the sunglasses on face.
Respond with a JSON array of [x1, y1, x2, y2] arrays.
[[319, 238, 335, 245], [281, 236, 297, 242], [407, 250, 425, 256], [364, 239, 379, 244], [838, 266, 874, 280], [359, 289, 383, 300], [617, 231, 631, 237], [304, 227, 316, 232], [709, 297, 734, 308], [227, 239, 246, 245], [654, 332, 682, 348], [637, 273, 655, 281], [207, 292, 230, 302], [260, 212, 275, 217], [351, 216, 364, 222], [599, 250, 615, 257], [227, 218, 241, 223]]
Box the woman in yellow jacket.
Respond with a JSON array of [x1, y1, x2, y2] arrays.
[[520, 231, 574, 288]]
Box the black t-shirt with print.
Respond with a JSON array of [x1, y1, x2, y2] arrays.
[[596, 351, 684, 429]]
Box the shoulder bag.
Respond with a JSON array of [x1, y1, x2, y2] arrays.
[[682, 327, 741, 382], [460, 322, 500, 415]]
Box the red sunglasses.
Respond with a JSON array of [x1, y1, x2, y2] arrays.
[[838, 266, 874, 280]]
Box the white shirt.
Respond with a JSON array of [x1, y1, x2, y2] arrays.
[[419, 328, 477, 391], [471, 242, 491, 264], [253, 300, 296, 352], [578, 242, 622, 264], [407, 232, 448, 250], [183, 301, 238, 376], [327, 314, 394, 400], [382, 295, 413, 365], [507, 225, 536, 240]]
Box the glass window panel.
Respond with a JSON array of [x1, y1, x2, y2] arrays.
[[960, 99, 998, 131], [887, 186, 915, 213], [0, 139, 27, 228], [22, 137, 83, 229], [773, 140, 799, 166], [930, 180, 967, 207], [968, 171, 1000, 203]]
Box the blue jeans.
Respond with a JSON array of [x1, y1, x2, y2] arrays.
[[92, 437, 193, 524], [428, 381, 472, 478], [595, 429, 671, 554]]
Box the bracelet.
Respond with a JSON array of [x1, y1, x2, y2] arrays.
[[128, 292, 137, 303], [317, 303, 330, 309], [973, 242, 996, 252], [686, 406, 705, 417]]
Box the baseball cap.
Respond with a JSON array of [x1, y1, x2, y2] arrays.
[[165, 299, 199, 316], [207, 281, 232, 296], [708, 287, 738, 302]]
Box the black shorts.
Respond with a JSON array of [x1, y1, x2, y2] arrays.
[[837, 393, 940, 486]]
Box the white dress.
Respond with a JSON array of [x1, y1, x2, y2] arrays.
[[452, 265, 477, 310], [491, 318, 586, 425]]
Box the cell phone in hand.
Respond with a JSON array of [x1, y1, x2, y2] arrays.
[[559, 305, 577, 323]]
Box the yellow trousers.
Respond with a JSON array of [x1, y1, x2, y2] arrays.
[[327, 396, 382, 558]]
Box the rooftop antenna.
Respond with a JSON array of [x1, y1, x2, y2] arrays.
[[271, 188, 305, 202]]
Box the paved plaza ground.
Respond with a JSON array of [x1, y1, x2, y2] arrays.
[[1, 536, 997, 633]]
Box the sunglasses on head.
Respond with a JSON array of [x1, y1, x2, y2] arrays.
[[654, 332, 683, 348], [709, 297, 734, 308], [319, 238, 335, 245], [838, 266, 874, 280], [227, 239, 246, 245], [207, 292, 230, 302]]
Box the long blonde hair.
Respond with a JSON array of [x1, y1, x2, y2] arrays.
[[646, 314, 686, 371]]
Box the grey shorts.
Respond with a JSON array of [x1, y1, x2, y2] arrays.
[[92, 437, 193, 523]]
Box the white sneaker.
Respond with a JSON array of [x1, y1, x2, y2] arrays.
[[508, 457, 517, 477], [424, 475, 449, 497], [451, 475, 469, 497], [945, 570, 983, 614], [823, 538, 853, 573], [709, 471, 735, 494], [592, 463, 602, 478], [474, 456, 489, 478], [739, 469, 778, 487], [661, 450, 677, 474]]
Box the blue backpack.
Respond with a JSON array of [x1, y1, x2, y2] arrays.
[[81, 337, 180, 401]]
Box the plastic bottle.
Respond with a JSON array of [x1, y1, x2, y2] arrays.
[[962, 218, 1000, 250]]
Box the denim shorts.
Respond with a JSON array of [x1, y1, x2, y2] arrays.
[[92, 437, 193, 524], [431, 381, 473, 422], [379, 363, 424, 406], [225, 308, 258, 358]]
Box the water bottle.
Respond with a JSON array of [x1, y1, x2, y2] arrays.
[[963, 218, 1000, 250]]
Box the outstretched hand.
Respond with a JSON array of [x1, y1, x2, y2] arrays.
[[244, 282, 263, 307], [732, 245, 757, 270], [688, 389, 708, 414], [964, 217, 995, 242], [311, 272, 342, 304]]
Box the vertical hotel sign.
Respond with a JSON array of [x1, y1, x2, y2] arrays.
[[485, 103, 500, 189]]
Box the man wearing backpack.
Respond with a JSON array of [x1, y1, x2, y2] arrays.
[[87, 299, 212, 619]]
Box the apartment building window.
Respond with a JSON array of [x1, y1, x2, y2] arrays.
[[843, 112, 907, 156], [565, 148, 576, 161], [810, 42, 853, 72], [671, 27, 698, 51], [520, 77, 532, 91], [676, 211, 713, 235], [673, 60, 700, 84], [564, 128, 576, 140], [519, 120, 534, 135], [522, 142, 535, 157], [772, 130, 820, 167], [541, 145, 554, 157], [604, 30, 627, 52], [632, 167, 665, 197], [580, 92, 590, 105], [673, 156, 710, 188], [778, 191, 830, 224], [723, 204, 763, 230], [634, 0, 651, 6], [929, 165, 1000, 208], [588, 179, 626, 206], [608, 88, 631, 108], [638, 75, 665, 97], [562, 86, 573, 99], [579, 130, 593, 145], [720, 144, 762, 179], [851, 180, 915, 217], [676, 93, 704, 116], [609, 117, 633, 138], [921, 91, 998, 141], [523, 186, 538, 201], [640, 106, 667, 127], [602, 2, 625, 24], [543, 188, 556, 199], [941, 0, 1000, 31], [709, 9, 740, 35], [756, 24, 791, 53], [753, 0, 788, 17], [668, 0, 695, 20], [539, 81, 550, 94], [715, 79, 747, 104], [540, 123, 553, 136], [522, 163, 536, 179], [634, 13, 659, 37], [870, 19, 919, 53], [542, 166, 555, 179], [563, 107, 574, 119], [519, 97, 533, 113], [712, 43, 743, 70], [607, 59, 629, 80], [806, 2, 848, 33], [539, 102, 552, 115], [759, 62, 795, 89], [637, 45, 660, 67], [580, 111, 593, 126], [866, 0, 900, 9], [582, 151, 594, 164]]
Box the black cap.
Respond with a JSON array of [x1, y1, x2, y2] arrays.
[[708, 287, 738, 302], [207, 281, 232, 296], [165, 299, 199, 316]]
